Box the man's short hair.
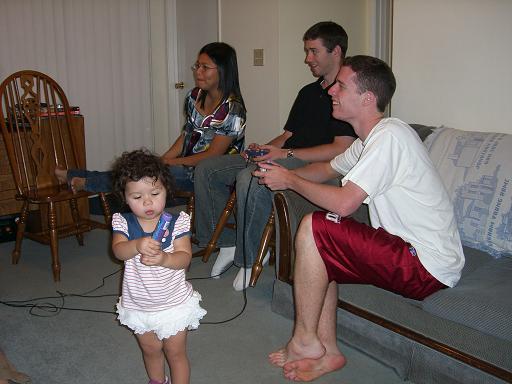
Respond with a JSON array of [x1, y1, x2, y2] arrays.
[[344, 55, 396, 113], [303, 21, 348, 57]]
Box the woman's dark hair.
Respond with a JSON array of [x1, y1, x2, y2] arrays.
[[111, 148, 174, 203], [303, 21, 348, 57], [197, 42, 245, 109], [344, 55, 396, 113]]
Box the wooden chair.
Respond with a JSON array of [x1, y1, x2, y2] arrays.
[[197, 189, 275, 286], [0, 70, 111, 281], [174, 190, 195, 233]]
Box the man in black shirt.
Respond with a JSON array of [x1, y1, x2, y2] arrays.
[[194, 21, 356, 290]]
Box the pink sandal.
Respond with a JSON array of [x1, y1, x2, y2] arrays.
[[148, 377, 169, 384]]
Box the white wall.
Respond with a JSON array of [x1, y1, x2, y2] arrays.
[[277, 0, 370, 129], [220, 0, 279, 145], [392, 0, 512, 134], [220, 0, 371, 145]]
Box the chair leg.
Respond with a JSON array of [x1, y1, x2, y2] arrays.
[[69, 197, 84, 245], [98, 192, 112, 226], [48, 202, 61, 282], [200, 190, 236, 262], [250, 209, 275, 287], [11, 201, 29, 265]]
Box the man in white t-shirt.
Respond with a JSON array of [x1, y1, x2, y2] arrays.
[[256, 55, 464, 382]]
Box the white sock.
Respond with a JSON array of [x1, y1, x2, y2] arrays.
[[211, 246, 235, 278], [232, 251, 270, 291]]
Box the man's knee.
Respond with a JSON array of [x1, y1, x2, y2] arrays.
[[296, 213, 314, 246]]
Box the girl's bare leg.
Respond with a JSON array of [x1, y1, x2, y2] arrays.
[[136, 332, 166, 383], [163, 330, 190, 384]]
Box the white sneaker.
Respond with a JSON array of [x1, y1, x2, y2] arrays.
[[232, 251, 270, 291], [210, 246, 235, 278]]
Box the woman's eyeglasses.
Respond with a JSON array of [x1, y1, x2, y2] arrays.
[[191, 63, 217, 72]]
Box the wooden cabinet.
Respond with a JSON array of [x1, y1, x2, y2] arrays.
[[0, 116, 89, 223]]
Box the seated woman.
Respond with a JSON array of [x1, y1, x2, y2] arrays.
[[55, 42, 246, 194]]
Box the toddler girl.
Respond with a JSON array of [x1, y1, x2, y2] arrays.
[[111, 149, 206, 384]]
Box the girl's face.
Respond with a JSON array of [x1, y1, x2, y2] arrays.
[[124, 177, 167, 223], [192, 53, 220, 92]]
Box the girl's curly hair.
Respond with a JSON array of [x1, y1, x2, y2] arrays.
[[111, 148, 175, 203]]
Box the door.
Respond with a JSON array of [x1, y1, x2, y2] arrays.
[[167, 0, 219, 138]]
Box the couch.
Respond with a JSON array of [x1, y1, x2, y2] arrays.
[[270, 124, 512, 383]]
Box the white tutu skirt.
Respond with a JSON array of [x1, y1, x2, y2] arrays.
[[116, 291, 207, 340]]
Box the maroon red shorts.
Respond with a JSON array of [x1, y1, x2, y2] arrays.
[[311, 211, 445, 300]]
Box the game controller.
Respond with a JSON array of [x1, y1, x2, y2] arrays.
[[245, 147, 269, 161], [152, 211, 172, 243]]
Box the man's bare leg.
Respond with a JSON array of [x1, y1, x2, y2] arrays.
[[268, 214, 329, 367], [283, 281, 346, 381]]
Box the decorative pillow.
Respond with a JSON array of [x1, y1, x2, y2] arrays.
[[423, 126, 512, 257]]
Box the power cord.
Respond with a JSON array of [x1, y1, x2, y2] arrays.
[[0, 268, 122, 316]]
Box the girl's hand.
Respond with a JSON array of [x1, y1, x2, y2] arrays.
[[140, 250, 167, 266], [136, 237, 162, 257]]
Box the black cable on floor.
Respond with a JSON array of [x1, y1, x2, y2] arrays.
[[1, 161, 259, 323]]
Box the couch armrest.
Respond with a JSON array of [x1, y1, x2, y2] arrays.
[[273, 188, 371, 284], [273, 190, 323, 284]]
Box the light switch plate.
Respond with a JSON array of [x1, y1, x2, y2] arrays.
[[253, 49, 264, 66]]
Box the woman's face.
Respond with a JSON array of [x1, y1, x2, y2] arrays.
[[193, 53, 220, 92]]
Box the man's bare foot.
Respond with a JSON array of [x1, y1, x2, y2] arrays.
[[282, 353, 346, 382], [70, 177, 86, 193], [268, 338, 325, 368], [54, 166, 68, 185]]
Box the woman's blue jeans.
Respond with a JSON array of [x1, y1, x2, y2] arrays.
[[67, 165, 194, 193]]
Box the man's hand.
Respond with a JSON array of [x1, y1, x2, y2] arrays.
[[253, 162, 294, 191], [251, 144, 290, 162]]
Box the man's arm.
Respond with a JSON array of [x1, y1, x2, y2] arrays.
[[288, 135, 355, 162], [257, 161, 367, 217], [266, 130, 292, 148], [257, 133, 355, 163]]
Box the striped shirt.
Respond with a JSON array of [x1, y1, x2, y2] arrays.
[[112, 211, 193, 311]]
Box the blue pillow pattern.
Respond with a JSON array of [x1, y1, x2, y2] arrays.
[[423, 127, 512, 258]]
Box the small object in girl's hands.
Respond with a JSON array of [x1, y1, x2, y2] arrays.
[[152, 212, 172, 243]]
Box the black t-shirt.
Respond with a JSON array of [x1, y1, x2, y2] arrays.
[[283, 78, 355, 149]]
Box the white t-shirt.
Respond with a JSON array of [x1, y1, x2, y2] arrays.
[[330, 118, 464, 287]]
